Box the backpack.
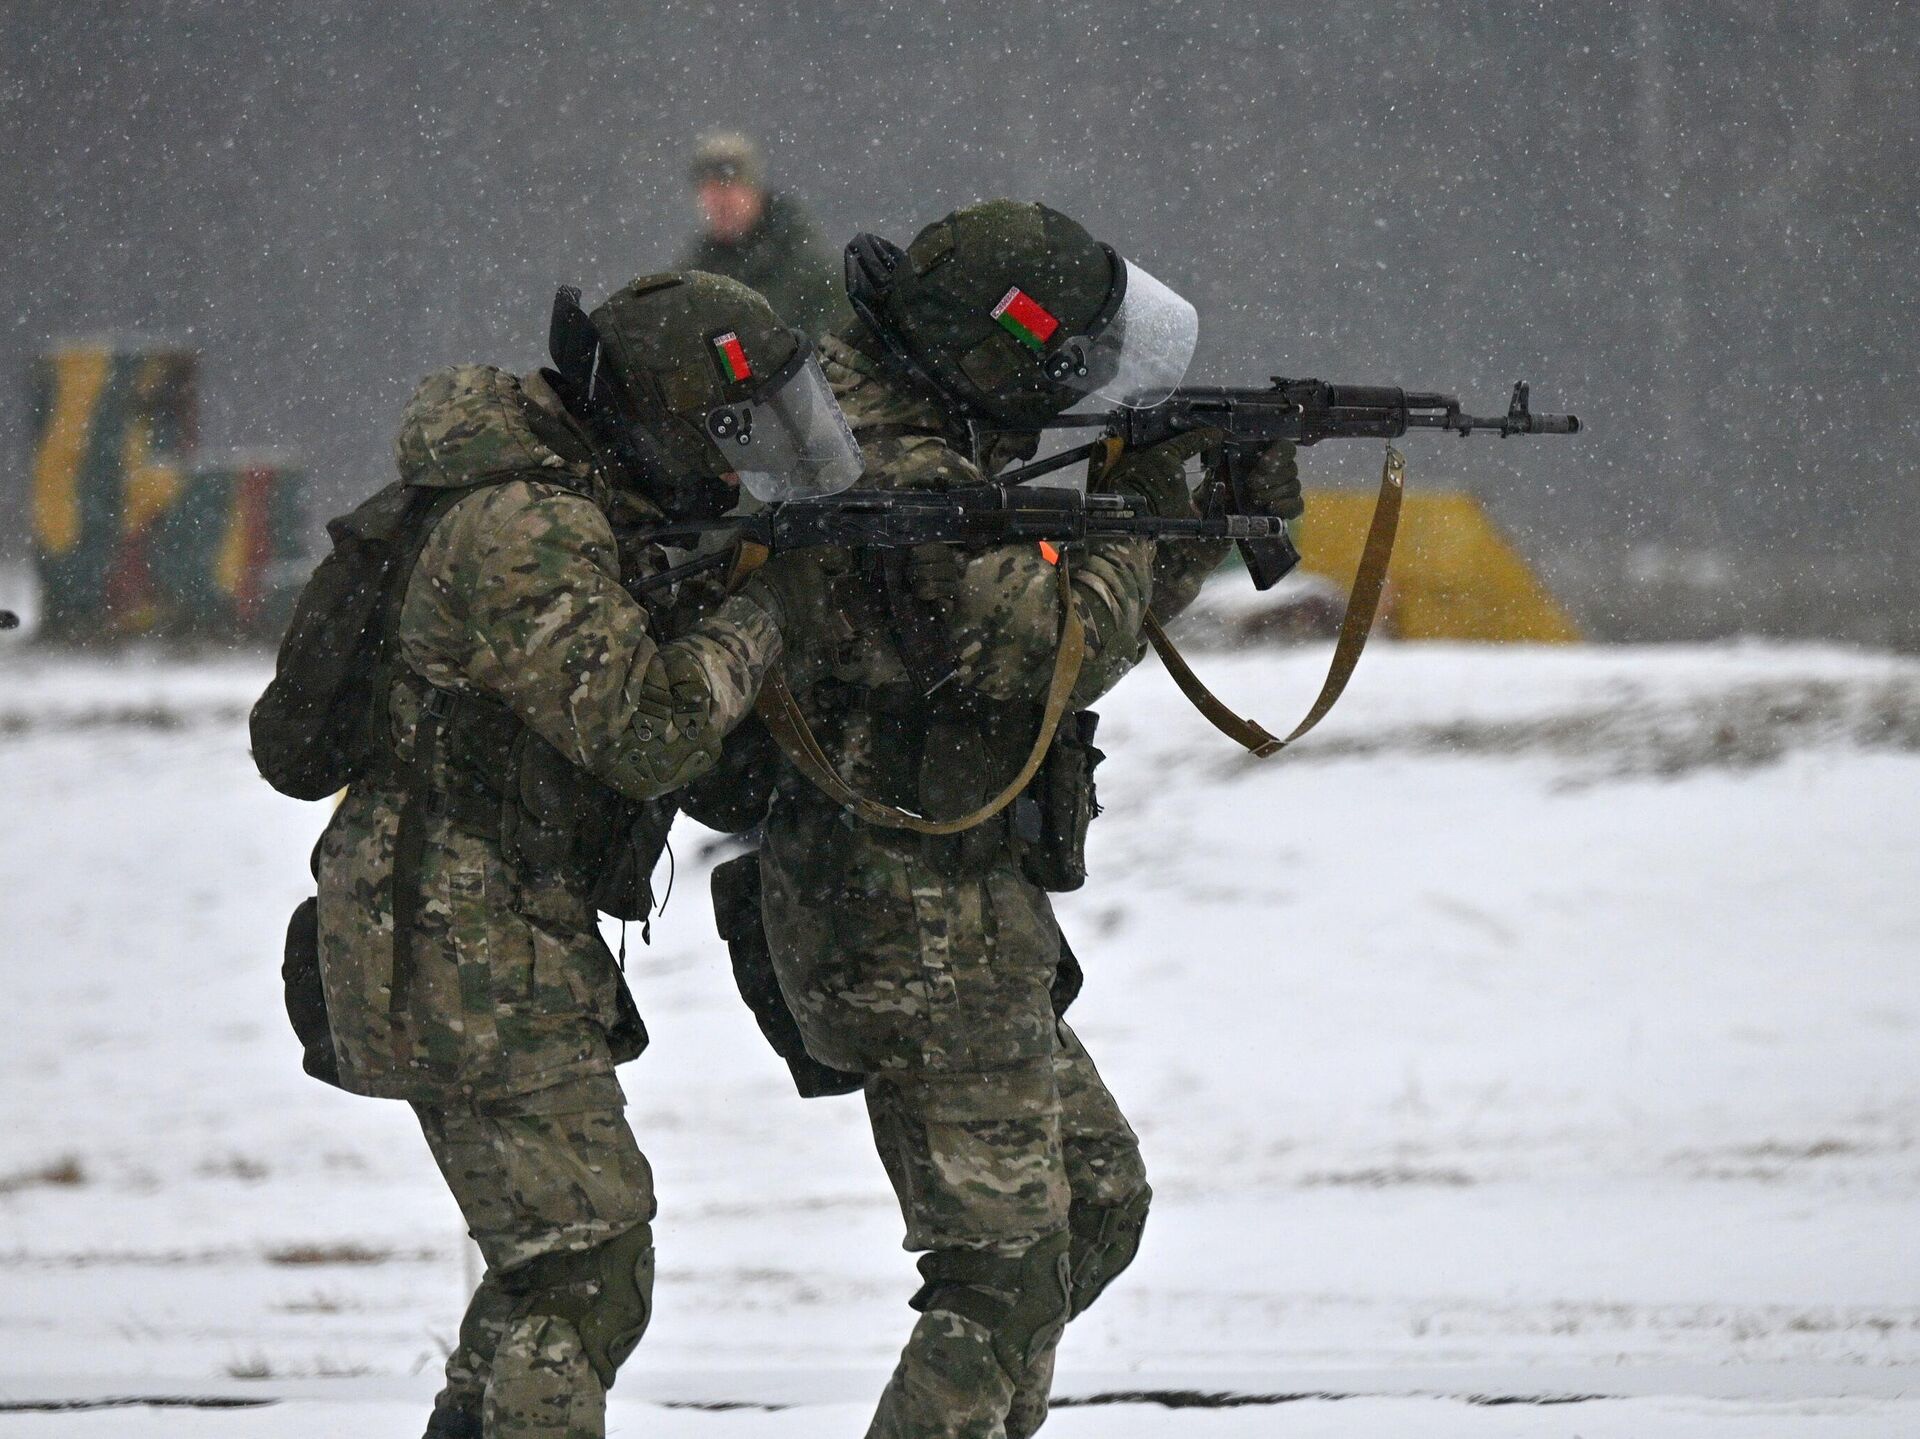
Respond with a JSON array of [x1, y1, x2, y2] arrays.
[[249, 482, 469, 800]]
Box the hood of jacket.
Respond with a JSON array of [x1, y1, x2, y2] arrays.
[[393, 364, 594, 491]]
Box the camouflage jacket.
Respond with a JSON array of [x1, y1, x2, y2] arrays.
[[676, 191, 851, 340], [315, 365, 781, 1111], [754, 333, 1223, 1076]]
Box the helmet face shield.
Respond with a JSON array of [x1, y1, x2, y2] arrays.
[[703, 341, 864, 503], [1047, 257, 1198, 409]]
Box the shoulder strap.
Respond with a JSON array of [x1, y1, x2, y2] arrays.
[[755, 557, 1084, 835], [382, 482, 502, 1025], [1144, 444, 1404, 757]]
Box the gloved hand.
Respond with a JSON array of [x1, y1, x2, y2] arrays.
[[735, 548, 812, 636], [907, 543, 965, 604], [1102, 428, 1219, 519], [1240, 439, 1304, 521]]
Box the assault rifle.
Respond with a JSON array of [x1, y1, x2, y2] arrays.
[[625, 376, 1576, 704], [1009, 378, 1580, 588], [629, 483, 1289, 698], [628, 483, 1287, 600], [628, 378, 1577, 597]]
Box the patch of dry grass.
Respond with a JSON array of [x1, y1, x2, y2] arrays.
[[224, 1352, 373, 1380], [263, 1242, 393, 1267], [0, 1155, 87, 1196], [272, 1290, 354, 1315], [1300, 1165, 1476, 1188], [197, 1154, 271, 1182]]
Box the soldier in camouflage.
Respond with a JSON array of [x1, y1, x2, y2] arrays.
[[741, 201, 1304, 1438], [309, 272, 859, 1439], [676, 131, 851, 341]]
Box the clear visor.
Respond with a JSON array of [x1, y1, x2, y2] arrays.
[[1059, 257, 1198, 409], [710, 351, 865, 503]]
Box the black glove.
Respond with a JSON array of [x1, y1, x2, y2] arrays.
[[1103, 428, 1220, 520], [1240, 439, 1304, 521], [736, 549, 811, 635], [906, 544, 965, 603]]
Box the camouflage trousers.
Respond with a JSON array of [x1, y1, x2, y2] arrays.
[[864, 1022, 1148, 1439], [415, 1082, 655, 1439]]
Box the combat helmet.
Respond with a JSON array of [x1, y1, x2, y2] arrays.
[[688, 131, 765, 189], [546, 271, 861, 513], [845, 199, 1198, 429]]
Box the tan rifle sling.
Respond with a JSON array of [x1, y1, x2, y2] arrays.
[[744, 441, 1402, 827], [1143, 444, 1405, 756], [752, 553, 1084, 835]]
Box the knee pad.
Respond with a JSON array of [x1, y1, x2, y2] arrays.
[[910, 1230, 1072, 1379], [1067, 1185, 1150, 1318], [501, 1221, 654, 1390]]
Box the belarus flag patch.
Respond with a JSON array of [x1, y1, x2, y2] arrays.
[[991, 287, 1060, 352], [712, 332, 753, 382]]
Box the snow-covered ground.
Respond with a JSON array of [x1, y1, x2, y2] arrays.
[[2, 638, 1917, 1436]]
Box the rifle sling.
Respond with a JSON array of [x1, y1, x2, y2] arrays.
[[755, 556, 1084, 835], [382, 485, 493, 1028], [1143, 444, 1405, 757], [387, 691, 446, 1021], [752, 439, 1400, 824]]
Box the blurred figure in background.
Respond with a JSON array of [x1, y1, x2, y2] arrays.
[[676, 131, 850, 341]]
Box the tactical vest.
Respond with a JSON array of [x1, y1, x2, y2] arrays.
[[362, 479, 671, 1041], [778, 337, 1102, 884], [256, 378, 672, 1068]]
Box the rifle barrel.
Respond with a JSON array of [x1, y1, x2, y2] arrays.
[[1407, 410, 1581, 436], [1096, 515, 1288, 539]]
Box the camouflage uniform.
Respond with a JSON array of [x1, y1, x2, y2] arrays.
[[677, 190, 852, 341], [315, 364, 781, 1438], [756, 333, 1224, 1439]]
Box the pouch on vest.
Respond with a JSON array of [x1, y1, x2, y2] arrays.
[[606, 962, 651, 1066], [590, 798, 679, 922], [1014, 709, 1104, 893], [677, 716, 781, 836], [1050, 927, 1084, 1020], [711, 852, 864, 1098], [282, 897, 344, 1088]]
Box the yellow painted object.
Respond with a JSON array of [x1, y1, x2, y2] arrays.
[[32, 347, 111, 556], [1296, 488, 1582, 642], [29, 343, 199, 637]]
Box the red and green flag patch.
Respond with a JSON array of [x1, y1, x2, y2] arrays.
[[991, 287, 1060, 352], [713, 332, 752, 383]]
